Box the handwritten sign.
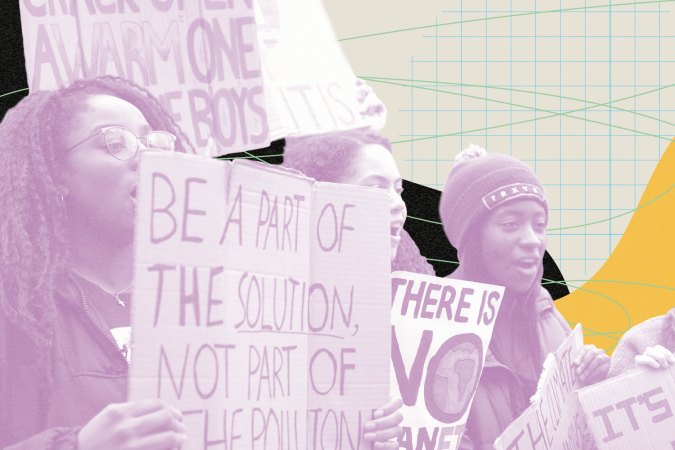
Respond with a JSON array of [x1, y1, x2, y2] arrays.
[[578, 365, 675, 450], [254, 0, 372, 139], [390, 272, 504, 450], [495, 325, 592, 450], [129, 152, 391, 449], [18, 1, 269, 155]]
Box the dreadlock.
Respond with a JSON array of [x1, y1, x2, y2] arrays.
[[0, 76, 192, 387]]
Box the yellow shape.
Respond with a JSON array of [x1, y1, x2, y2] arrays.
[[556, 139, 675, 352]]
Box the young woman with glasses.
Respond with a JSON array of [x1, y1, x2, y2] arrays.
[[282, 130, 435, 448], [0, 76, 190, 449], [0, 76, 403, 449]]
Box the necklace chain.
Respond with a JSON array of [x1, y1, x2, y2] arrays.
[[70, 268, 132, 307]]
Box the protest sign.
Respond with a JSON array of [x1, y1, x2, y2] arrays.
[[577, 364, 675, 450], [390, 271, 504, 450], [129, 152, 391, 449], [220, 159, 314, 448], [253, 0, 372, 139], [494, 325, 591, 450], [308, 181, 392, 447], [130, 152, 234, 448], [18, 1, 268, 155]]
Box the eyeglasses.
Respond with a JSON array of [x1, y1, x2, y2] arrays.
[[65, 126, 176, 160]]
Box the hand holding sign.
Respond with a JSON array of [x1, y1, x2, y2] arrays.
[[77, 400, 186, 450], [635, 345, 675, 370], [495, 326, 592, 450], [131, 153, 392, 448], [363, 397, 404, 447], [574, 344, 611, 387], [578, 364, 675, 450]]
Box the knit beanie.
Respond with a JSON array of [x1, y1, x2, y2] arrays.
[[439, 146, 547, 250]]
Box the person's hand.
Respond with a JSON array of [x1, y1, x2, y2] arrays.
[[635, 344, 675, 369], [573, 344, 610, 387], [356, 78, 387, 131], [77, 400, 186, 450], [363, 397, 404, 449]]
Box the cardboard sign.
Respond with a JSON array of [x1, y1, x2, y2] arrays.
[[390, 271, 504, 450], [306, 181, 393, 447], [129, 152, 391, 449], [578, 365, 675, 450], [495, 325, 590, 450], [18, 1, 269, 155], [253, 0, 372, 139]]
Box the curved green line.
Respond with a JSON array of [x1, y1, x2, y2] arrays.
[[543, 276, 671, 346], [409, 184, 673, 232], [421, 261, 631, 341], [0, 88, 29, 99], [541, 277, 631, 334], [425, 258, 459, 265], [582, 330, 627, 337], [364, 78, 673, 143], [542, 278, 675, 291], [360, 76, 675, 129], [407, 215, 442, 226], [339, 0, 675, 41], [548, 184, 674, 230], [221, 153, 284, 161], [243, 151, 270, 164]]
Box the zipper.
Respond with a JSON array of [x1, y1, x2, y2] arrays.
[[73, 278, 129, 367]]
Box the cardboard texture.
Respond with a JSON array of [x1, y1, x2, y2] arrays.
[[390, 271, 505, 450], [18, 1, 269, 155], [578, 365, 675, 450], [494, 325, 591, 450], [222, 158, 314, 448], [308, 181, 392, 448], [129, 152, 391, 449], [253, 0, 371, 139]]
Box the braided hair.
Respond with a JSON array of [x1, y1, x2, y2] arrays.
[[0, 76, 192, 380]]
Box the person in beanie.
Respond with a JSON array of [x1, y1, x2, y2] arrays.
[[439, 145, 610, 449]]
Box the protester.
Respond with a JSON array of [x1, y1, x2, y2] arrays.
[[283, 129, 435, 447], [284, 130, 435, 276], [438, 145, 610, 449], [0, 76, 401, 449], [0, 76, 191, 449], [609, 307, 675, 377]]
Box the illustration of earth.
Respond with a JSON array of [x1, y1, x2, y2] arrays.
[[425, 333, 483, 423]]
